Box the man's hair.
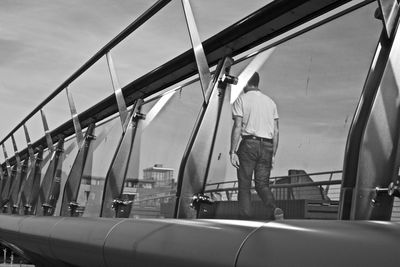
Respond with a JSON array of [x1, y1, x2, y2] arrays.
[[247, 72, 260, 88]]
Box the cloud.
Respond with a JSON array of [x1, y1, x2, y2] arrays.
[[0, 39, 27, 66]]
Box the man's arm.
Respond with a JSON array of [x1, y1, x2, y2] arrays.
[[230, 116, 242, 168], [273, 119, 279, 157]]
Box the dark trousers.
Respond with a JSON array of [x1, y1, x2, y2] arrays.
[[237, 139, 276, 219]]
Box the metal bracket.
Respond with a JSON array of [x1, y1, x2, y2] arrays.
[[23, 125, 35, 160], [111, 199, 133, 210], [111, 199, 133, 217], [11, 134, 21, 174], [0, 167, 3, 185], [11, 135, 20, 163], [55, 146, 64, 153], [129, 99, 145, 128], [66, 87, 84, 148], [11, 204, 19, 214], [375, 182, 400, 197], [181, 0, 212, 103], [372, 182, 400, 206], [220, 74, 238, 86], [106, 52, 129, 130], [68, 201, 80, 217], [376, 0, 400, 39], [40, 110, 54, 152], [133, 112, 146, 121], [42, 203, 54, 216], [86, 133, 96, 141], [23, 204, 32, 215], [190, 193, 214, 211], [2, 144, 11, 177]]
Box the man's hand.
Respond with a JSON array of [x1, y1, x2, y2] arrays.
[[230, 153, 240, 168]]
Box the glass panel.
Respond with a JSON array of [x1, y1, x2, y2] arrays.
[[81, 116, 122, 217], [53, 137, 78, 216], [201, 3, 381, 220], [122, 81, 203, 219], [25, 147, 50, 215]]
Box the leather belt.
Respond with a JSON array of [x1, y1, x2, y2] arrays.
[[242, 135, 272, 143]]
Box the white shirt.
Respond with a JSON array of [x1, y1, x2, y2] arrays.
[[232, 90, 278, 139]]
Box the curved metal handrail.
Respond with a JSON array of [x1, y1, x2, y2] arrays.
[[205, 170, 343, 188]]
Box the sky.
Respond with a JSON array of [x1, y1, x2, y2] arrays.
[[0, 0, 269, 142], [0, 1, 383, 182]]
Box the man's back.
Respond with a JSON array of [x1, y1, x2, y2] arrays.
[[232, 90, 278, 139]]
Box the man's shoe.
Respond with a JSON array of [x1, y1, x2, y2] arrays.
[[274, 208, 284, 220]]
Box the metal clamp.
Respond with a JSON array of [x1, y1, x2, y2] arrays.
[[375, 0, 399, 39], [42, 203, 54, 216], [372, 182, 400, 206], [111, 199, 133, 210], [220, 74, 238, 85], [111, 199, 133, 218], [375, 182, 400, 197], [68, 201, 80, 217], [388, 182, 400, 197], [86, 133, 96, 141], [23, 204, 32, 215], [190, 193, 214, 211], [11, 204, 19, 214], [133, 112, 146, 120]]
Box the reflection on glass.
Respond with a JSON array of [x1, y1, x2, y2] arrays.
[[122, 81, 203, 219], [3, 3, 382, 221], [80, 117, 122, 217], [69, 80, 202, 218], [54, 138, 78, 215], [201, 4, 381, 220]]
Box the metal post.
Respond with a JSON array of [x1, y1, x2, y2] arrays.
[[100, 99, 144, 218], [10, 135, 22, 214], [40, 110, 54, 152], [378, 0, 399, 38], [0, 167, 4, 197], [2, 144, 11, 177], [181, 0, 211, 102], [23, 124, 34, 160], [11, 135, 20, 163], [175, 58, 233, 218], [66, 87, 84, 147], [106, 52, 129, 130]]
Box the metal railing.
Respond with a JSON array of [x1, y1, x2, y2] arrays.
[[205, 170, 343, 201], [0, 0, 378, 221]]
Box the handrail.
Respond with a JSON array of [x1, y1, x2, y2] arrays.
[[133, 194, 176, 204], [205, 170, 343, 188], [131, 177, 342, 204], [204, 180, 342, 194]]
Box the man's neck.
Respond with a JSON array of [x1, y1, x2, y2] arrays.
[[245, 88, 260, 93]]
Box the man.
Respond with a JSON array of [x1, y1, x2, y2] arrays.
[[230, 72, 283, 220]]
